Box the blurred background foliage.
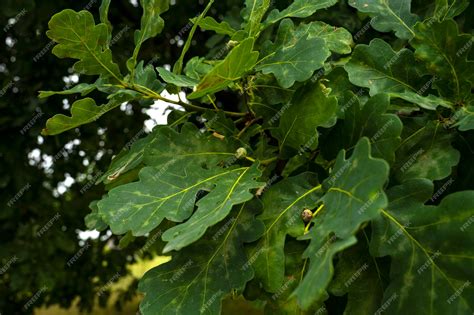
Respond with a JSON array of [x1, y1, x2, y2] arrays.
[[1, 0, 473, 314]]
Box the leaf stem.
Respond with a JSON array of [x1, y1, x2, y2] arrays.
[[173, 0, 215, 75], [259, 156, 277, 165], [125, 83, 247, 117]]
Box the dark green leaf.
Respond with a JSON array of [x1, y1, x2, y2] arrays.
[[264, 0, 338, 27], [348, 0, 418, 39], [345, 39, 452, 110], [139, 201, 264, 315], [371, 179, 474, 314]]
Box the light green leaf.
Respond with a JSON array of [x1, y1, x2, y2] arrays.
[[193, 16, 236, 36], [294, 138, 389, 309], [371, 179, 474, 314], [127, 0, 170, 72], [299, 21, 353, 55], [273, 82, 337, 157], [263, 0, 338, 27], [46, 9, 123, 82], [161, 163, 262, 252], [188, 38, 259, 99], [98, 163, 261, 240], [184, 56, 213, 81], [434, 0, 469, 20], [344, 39, 452, 110], [348, 0, 418, 39], [139, 201, 264, 315], [252, 173, 322, 292], [256, 19, 330, 88], [133, 61, 165, 92], [242, 0, 271, 36], [394, 121, 460, 181], [410, 20, 474, 100], [453, 104, 474, 131], [41, 93, 135, 135], [39, 83, 98, 98], [99, 0, 112, 42], [157, 67, 199, 87]]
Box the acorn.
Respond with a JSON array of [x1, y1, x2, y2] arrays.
[[301, 208, 313, 223], [235, 147, 247, 159]]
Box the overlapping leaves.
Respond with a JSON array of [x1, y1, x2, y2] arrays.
[[39, 1, 474, 315], [371, 179, 474, 314], [139, 202, 264, 315], [344, 38, 452, 110], [294, 138, 389, 309]]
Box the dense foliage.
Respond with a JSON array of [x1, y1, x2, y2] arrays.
[[1, 0, 217, 313], [38, 0, 474, 314]]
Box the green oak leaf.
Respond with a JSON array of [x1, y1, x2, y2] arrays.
[[41, 92, 136, 135], [188, 38, 259, 99], [85, 201, 108, 231], [138, 202, 264, 315], [256, 19, 330, 88], [46, 9, 122, 82], [241, 0, 271, 36], [252, 173, 322, 292], [344, 39, 452, 110], [97, 128, 161, 184], [453, 104, 474, 131], [144, 123, 238, 169], [371, 179, 474, 314], [97, 163, 261, 238], [410, 20, 474, 100], [39, 83, 98, 98], [127, 0, 170, 72], [319, 137, 389, 238], [328, 93, 403, 163], [272, 82, 337, 158], [394, 121, 460, 181], [263, 0, 338, 27], [294, 138, 389, 309], [348, 0, 418, 39], [329, 240, 384, 315], [263, 239, 327, 314], [134, 61, 165, 90], [157, 67, 199, 87], [299, 21, 353, 55], [324, 67, 361, 118], [201, 111, 237, 137], [192, 16, 237, 36], [184, 56, 214, 81], [434, 0, 469, 20], [161, 163, 262, 252], [293, 234, 357, 310], [99, 0, 112, 42]]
